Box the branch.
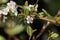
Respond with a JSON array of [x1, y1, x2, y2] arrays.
[[39, 16, 56, 23], [39, 16, 60, 24], [35, 0, 39, 5], [36, 11, 60, 39], [36, 22, 50, 39]]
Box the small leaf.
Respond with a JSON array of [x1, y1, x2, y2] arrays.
[[26, 26, 32, 37], [42, 9, 54, 20], [55, 17, 60, 26], [0, 35, 6, 40], [50, 33, 59, 39], [32, 29, 37, 33], [26, 26, 37, 37], [39, 12, 44, 17], [55, 17, 60, 22], [24, 8, 29, 18], [17, 5, 23, 9], [25, 1, 28, 6]]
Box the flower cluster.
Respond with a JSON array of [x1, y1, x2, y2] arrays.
[[0, 1, 39, 24], [0, 1, 18, 16]]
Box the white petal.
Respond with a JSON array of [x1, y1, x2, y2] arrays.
[[2, 7, 9, 12], [35, 4, 38, 11], [7, 2, 10, 6], [31, 17, 33, 20], [3, 12, 8, 15], [27, 16, 30, 18], [30, 21, 33, 23], [26, 16, 30, 20], [3, 16, 7, 22], [35, 4, 38, 8], [27, 21, 30, 24], [10, 1, 16, 5], [29, 5, 34, 8], [0, 10, 3, 14], [14, 11, 18, 16], [7, 1, 16, 10]]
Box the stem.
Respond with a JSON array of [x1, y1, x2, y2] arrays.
[[39, 16, 56, 23], [32, 35, 36, 40], [36, 22, 50, 39], [29, 37, 31, 40], [35, 0, 39, 5], [36, 11, 60, 39]]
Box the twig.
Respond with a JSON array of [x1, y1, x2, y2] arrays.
[[36, 22, 50, 39], [39, 16, 60, 24], [39, 16, 56, 23], [32, 35, 36, 40], [35, 0, 39, 5], [36, 11, 60, 39], [55, 10, 60, 17]]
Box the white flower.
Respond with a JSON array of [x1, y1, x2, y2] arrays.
[[26, 16, 33, 24], [24, 4, 38, 11], [2, 7, 9, 15], [7, 1, 16, 10], [0, 1, 18, 16], [7, 1, 18, 16], [29, 5, 34, 7], [0, 7, 9, 15], [28, 4, 38, 11], [28, 4, 34, 11]]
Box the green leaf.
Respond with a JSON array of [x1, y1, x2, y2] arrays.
[[17, 5, 23, 9], [26, 26, 37, 37], [0, 0, 8, 4], [12, 24, 24, 35], [24, 8, 29, 17], [0, 5, 6, 10], [26, 26, 32, 37], [50, 33, 59, 39], [39, 12, 44, 17], [55, 17, 60, 22], [24, 1, 28, 6], [0, 35, 6, 40], [5, 24, 24, 36], [55, 17, 60, 26], [42, 9, 54, 20]]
